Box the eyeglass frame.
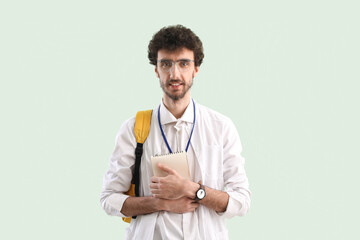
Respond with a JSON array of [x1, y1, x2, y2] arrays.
[[156, 59, 195, 73]]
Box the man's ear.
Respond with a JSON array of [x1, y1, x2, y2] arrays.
[[193, 66, 199, 78], [155, 67, 160, 78]]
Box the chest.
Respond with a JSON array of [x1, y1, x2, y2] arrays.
[[141, 116, 225, 190]]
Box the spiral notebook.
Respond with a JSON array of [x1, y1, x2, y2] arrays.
[[151, 151, 190, 180]]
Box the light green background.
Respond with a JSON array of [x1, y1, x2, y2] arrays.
[[1, 0, 359, 239]]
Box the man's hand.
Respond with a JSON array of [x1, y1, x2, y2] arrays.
[[150, 163, 189, 199], [149, 163, 230, 213], [163, 197, 200, 214]]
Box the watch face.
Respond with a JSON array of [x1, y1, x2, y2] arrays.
[[197, 189, 206, 199]]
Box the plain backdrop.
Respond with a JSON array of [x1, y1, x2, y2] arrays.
[[1, 0, 359, 239]]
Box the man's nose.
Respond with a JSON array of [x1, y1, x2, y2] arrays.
[[170, 63, 180, 78]]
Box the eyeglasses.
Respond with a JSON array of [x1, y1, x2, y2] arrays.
[[157, 59, 195, 73]]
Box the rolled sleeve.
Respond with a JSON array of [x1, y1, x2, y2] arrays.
[[100, 118, 136, 217], [218, 191, 250, 218], [101, 193, 130, 217], [221, 118, 251, 218]]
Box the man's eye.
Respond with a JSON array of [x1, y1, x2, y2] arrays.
[[161, 61, 172, 68], [179, 61, 190, 67]]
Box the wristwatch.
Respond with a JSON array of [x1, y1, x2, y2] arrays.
[[194, 184, 206, 201]]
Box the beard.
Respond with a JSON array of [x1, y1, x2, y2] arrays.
[[160, 78, 193, 101]]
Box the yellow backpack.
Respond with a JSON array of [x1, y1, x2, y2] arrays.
[[122, 110, 152, 223]]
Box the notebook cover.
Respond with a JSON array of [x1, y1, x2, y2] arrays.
[[151, 151, 190, 180]]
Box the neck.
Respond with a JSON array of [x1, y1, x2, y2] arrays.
[[162, 95, 191, 119]]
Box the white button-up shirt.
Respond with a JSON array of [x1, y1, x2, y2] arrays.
[[100, 100, 251, 240]]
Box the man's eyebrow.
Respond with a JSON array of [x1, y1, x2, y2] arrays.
[[158, 58, 192, 62], [158, 59, 172, 62], [177, 58, 192, 61]]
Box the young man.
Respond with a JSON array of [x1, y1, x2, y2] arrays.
[[100, 25, 251, 240]]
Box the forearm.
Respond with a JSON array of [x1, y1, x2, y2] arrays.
[[121, 195, 199, 216], [184, 181, 232, 213], [199, 186, 230, 213], [121, 196, 164, 217]]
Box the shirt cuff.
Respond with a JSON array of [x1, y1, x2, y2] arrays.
[[107, 193, 130, 217], [216, 192, 245, 218]]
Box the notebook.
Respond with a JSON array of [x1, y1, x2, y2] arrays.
[[151, 151, 190, 180]]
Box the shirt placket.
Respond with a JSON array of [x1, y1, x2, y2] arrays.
[[174, 121, 184, 152]]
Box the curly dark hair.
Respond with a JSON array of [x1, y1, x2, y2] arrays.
[[148, 25, 204, 67]]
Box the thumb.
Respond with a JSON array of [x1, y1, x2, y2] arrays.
[[158, 163, 176, 175]]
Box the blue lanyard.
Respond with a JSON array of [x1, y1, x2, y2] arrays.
[[158, 99, 196, 153]]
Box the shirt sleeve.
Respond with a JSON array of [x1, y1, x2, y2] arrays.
[[100, 117, 137, 217], [218, 118, 251, 218]]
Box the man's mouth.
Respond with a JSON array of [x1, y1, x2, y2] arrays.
[[168, 80, 183, 87]]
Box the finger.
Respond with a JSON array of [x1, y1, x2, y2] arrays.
[[151, 176, 160, 183], [151, 189, 161, 195], [157, 163, 176, 175], [153, 193, 165, 199], [191, 202, 200, 208], [149, 183, 159, 189]]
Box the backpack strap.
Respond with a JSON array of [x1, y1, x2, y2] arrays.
[[133, 110, 152, 197], [122, 110, 152, 223]]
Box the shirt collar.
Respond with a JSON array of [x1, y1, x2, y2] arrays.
[[159, 99, 195, 125]]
